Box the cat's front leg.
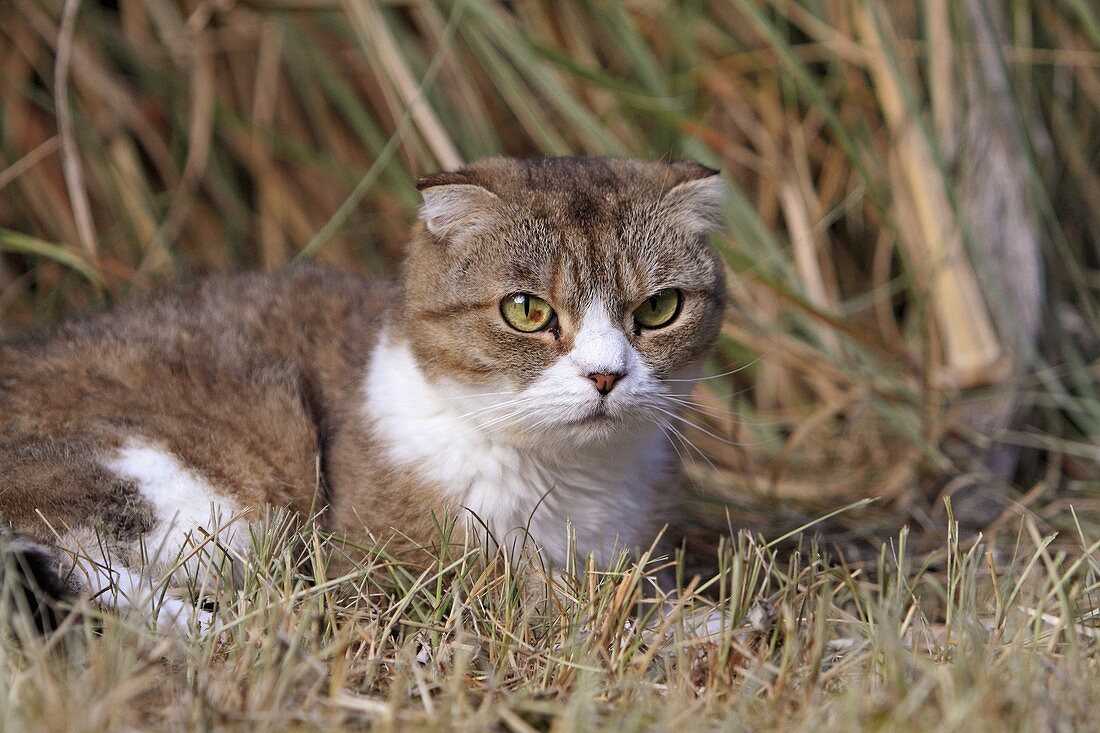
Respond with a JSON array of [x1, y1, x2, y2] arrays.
[[1, 435, 251, 634], [68, 550, 219, 633]]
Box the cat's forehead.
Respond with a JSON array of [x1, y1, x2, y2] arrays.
[[471, 205, 719, 315], [415, 156, 726, 311], [423, 156, 716, 220]]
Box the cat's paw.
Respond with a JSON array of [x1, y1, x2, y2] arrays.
[[154, 596, 223, 638]]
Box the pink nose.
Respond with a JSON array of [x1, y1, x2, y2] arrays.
[[587, 372, 624, 395]]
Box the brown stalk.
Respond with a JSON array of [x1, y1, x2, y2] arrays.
[[0, 136, 60, 192], [16, 0, 178, 187], [107, 136, 164, 275], [55, 0, 100, 269], [253, 20, 290, 269], [157, 20, 216, 254]]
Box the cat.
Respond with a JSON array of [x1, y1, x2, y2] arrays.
[[0, 156, 727, 631]]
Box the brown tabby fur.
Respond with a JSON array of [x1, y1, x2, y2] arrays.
[[0, 156, 726, 616]]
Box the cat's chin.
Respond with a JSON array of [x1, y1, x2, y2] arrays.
[[566, 411, 620, 438], [540, 422, 621, 449], [534, 406, 654, 448], [491, 416, 620, 448]]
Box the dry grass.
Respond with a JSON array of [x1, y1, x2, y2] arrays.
[[1, 0, 1099, 729], [3, 510, 1100, 731]]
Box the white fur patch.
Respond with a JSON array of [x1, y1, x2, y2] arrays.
[[364, 308, 677, 567], [68, 438, 249, 632], [103, 438, 244, 568], [73, 557, 212, 632], [568, 301, 633, 377]]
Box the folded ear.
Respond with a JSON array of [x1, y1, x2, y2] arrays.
[[416, 174, 499, 246], [662, 164, 726, 235]]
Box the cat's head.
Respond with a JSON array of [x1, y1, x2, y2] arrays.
[[400, 157, 726, 446]]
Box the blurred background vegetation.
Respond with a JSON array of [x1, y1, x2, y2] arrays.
[[1, 0, 1098, 554]]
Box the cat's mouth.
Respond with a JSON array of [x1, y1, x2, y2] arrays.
[[574, 401, 620, 425]]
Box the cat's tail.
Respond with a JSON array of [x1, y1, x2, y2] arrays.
[[0, 531, 71, 633]]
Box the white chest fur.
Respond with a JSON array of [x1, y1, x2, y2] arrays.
[[362, 333, 672, 567]]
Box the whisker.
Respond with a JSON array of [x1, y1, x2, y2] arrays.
[[478, 411, 542, 437], [653, 400, 774, 428], [435, 390, 519, 401], [655, 383, 755, 405], [659, 406, 780, 448], [649, 405, 752, 447], [655, 416, 721, 474], [654, 416, 690, 467], [393, 395, 544, 442], [653, 392, 785, 428], [450, 395, 540, 423], [661, 355, 766, 382], [470, 401, 545, 433], [652, 394, 746, 421]]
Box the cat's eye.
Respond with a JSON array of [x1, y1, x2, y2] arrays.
[[500, 293, 556, 332], [633, 289, 682, 329]]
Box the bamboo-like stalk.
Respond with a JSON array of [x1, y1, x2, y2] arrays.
[[345, 0, 463, 170], [106, 136, 167, 276], [926, 0, 957, 159], [55, 0, 100, 270], [779, 178, 840, 354], [854, 3, 1008, 390]]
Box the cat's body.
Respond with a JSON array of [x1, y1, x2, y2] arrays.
[[0, 157, 726, 629]]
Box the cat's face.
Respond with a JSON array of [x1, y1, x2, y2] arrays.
[[401, 157, 726, 446]]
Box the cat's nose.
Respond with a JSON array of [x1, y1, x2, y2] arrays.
[[587, 372, 625, 395]]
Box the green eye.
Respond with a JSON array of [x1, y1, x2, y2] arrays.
[[501, 293, 555, 332], [633, 289, 682, 329]]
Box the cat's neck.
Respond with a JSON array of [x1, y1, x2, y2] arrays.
[[360, 330, 672, 567]]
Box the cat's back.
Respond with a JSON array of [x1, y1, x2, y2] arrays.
[[0, 265, 392, 402], [0, 266, 395, 530]]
